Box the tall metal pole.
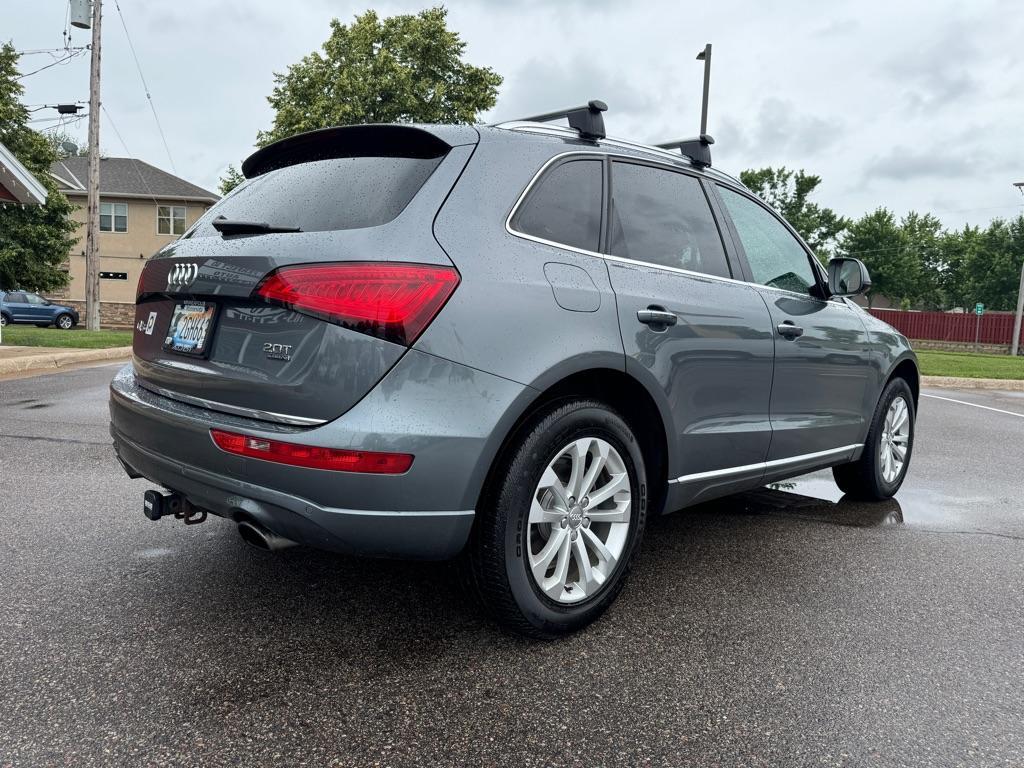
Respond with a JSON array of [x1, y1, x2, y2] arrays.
[[85, 0, 102, 330], [697, 43, 712, 136], [1011, 261, 1024, 357], [1013, 182, 1024, 357]]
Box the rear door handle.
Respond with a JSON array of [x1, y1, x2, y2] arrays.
[[777, 321, 804, 339], [637, 307, 678, 329]]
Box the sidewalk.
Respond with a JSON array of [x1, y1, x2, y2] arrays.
[[921, 375, 1024, 392], [0, 345, 132, 376]]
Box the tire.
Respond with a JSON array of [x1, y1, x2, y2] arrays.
[[464, 399, 647, 639], [833, 377, 915, 500], [56, 313, 75, 330], [0, 313, 10, 328]]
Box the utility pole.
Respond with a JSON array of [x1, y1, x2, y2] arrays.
[[84, 0, 103, 330], [696, 43, 712, 136], [1013, 182, 1024, 356]]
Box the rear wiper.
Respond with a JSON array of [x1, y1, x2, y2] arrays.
[[211, 216, 301, 235]]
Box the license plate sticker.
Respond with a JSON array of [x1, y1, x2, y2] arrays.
[[163, 302, 216, 356]]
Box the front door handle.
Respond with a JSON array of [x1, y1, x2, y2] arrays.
[[777, 321, 804, 339], [637, 307, 678, 329]]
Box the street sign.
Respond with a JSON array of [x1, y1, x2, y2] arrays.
[[975, 303, 985, 316]]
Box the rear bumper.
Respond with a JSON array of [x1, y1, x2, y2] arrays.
[[109, 351, 530, 559]]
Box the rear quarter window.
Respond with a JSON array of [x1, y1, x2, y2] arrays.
[[188, 155, 442, 237], [511, 159, 603, 253]]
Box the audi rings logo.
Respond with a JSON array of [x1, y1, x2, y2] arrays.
[[167, 262, 199, 291]]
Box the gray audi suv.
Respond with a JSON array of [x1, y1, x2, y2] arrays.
[[110, 102, 918, 638]]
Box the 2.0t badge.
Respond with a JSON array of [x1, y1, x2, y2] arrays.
[[263, 342, 293, 361]]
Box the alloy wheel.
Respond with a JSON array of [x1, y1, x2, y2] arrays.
[[58, 316, 73, 329], [879, 395, 910, 484], [527, 437, 631, 604]]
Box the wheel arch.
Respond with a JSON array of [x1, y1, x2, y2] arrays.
[[885, 354, 920, 410], [469, 365, 673, 519]]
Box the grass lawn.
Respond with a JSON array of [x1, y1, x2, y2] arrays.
[[917, 350, 1024, 380], [0, 325, 132, 349]]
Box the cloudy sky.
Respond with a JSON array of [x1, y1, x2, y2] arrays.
[[9, 0, 1024, 228]]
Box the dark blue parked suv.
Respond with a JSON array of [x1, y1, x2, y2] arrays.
[[0, 290, 80, 329]]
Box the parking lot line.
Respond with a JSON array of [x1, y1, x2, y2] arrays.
[[922, 393, 1024, 419]]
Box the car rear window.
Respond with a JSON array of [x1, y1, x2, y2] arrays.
[[188, 155, 442, 237]]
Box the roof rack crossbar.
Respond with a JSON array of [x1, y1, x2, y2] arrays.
[[655, 133, 714, 168], [514, 99, 608, 141]]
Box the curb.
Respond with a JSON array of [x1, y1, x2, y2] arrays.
[[0, 346, 132, 376], [921, 375, 1024, 392]]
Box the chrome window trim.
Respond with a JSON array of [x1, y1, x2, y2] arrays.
[[504, 150, 853, 301], [668, 444, 862, 485], [505, 151, 754, 289], [136, 379, 327, 427]]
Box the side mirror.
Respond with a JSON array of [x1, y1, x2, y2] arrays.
[[827, 257, 872, 297]]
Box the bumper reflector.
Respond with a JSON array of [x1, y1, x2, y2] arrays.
[[210, 428, 413, 474]]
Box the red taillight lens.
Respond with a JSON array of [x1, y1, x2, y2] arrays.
[[254, 263, 459, 345], [210, 429, 413, 474]]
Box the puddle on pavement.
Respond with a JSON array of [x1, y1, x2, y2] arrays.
[[692, 471, 996, 531]]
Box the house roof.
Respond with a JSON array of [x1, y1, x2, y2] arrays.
[[0, 142, 49, 206], [50, 156, 219, 203]]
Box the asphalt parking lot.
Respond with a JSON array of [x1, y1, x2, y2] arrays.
[[1, 364, 1022, 767]]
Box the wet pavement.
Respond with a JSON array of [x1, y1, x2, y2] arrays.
[[1, 364, 1022, 767]]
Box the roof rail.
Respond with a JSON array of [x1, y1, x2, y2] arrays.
[[655, 134, 714, 168], [511, 100, 608, 141]]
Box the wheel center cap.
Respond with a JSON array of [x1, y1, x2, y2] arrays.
[[567, 505, 584, 529]]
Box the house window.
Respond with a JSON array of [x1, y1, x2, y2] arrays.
[[158, 205, 187, 235], [100, 202, 128, 232]]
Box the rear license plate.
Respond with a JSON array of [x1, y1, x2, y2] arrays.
[[163, 301, 217, 356]]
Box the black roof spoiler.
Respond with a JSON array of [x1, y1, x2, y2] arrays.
[[241, 124, 476, 179], [655, 134, 714, 168], [511, 100, 608, 141]]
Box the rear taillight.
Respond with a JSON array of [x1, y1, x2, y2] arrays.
[[210, 429, 413, 474], [254, 262, 459, 345]]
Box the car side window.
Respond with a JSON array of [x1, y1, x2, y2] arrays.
[[608, 161, 731, 279], [24, 294, 46, 305], [512, 159, 603, 253], [8, 292, 27, 303], [718, 186, 817, 295]]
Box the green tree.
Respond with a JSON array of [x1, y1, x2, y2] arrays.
[[0, 43, 77, 292], [739, 167, 849, 258], [898, 211, 944, 309], [964, 216, 1024, 310], [837, 208, 915, 308], [262, 6, 499, 143], [934, 225, 978, 311], [219, 8, 501, 195], [218, 164, 245, 196]]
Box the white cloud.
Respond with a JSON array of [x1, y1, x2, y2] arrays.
[[9, 0, 1024, 226]]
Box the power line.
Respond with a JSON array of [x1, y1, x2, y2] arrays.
[[101, 104, 163, 209], [15, 49, 87, 79], [111, 0, 177, 174]]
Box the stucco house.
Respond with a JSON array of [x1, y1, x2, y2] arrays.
[[48, 156, 218, 325]]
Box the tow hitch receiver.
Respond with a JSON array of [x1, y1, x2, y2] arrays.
[[143, 489, 207, 525]]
